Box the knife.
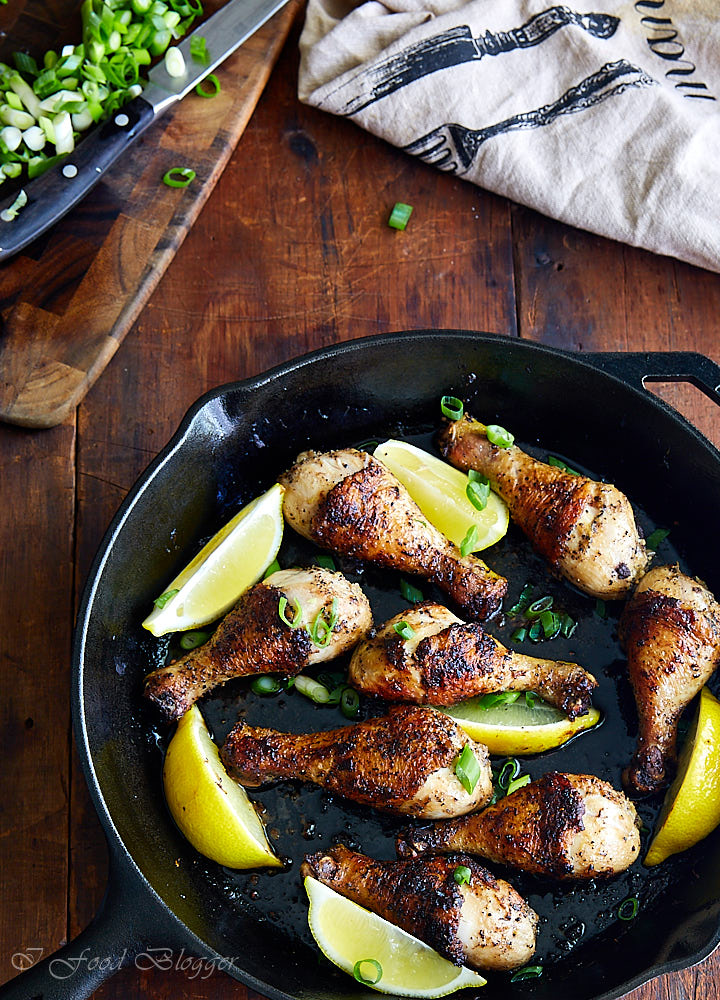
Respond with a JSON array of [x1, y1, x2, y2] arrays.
[[0, 0, 289, 262]]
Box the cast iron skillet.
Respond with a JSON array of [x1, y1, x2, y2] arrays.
[[2, 331, 720, 1000]]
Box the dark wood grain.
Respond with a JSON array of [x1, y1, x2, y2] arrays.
[[1, 13, 720, 1000]]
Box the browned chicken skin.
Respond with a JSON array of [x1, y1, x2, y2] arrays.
[[302, 845, 538, 971], [620, 564, 720, 795], [439, 416, 648, 599], [278, 448, 507, 620], [349, 602, 597, 719], [221, 704, 493, 818], [397, 772, 641, 879], [143, 567, 372, 720]]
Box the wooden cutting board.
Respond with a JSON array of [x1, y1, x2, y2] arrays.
[[0, 0, 301, 428]]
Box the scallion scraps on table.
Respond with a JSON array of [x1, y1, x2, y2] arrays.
[[387, 201, 413, 230], [162, 166, 195, 188]]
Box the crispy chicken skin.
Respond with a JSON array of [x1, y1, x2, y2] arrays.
[[221, 704, 493, 818], [397, 772, 641, 879], [278, 448, 507, 620], [620, 564, 720, 795], [349, 602, 597, 719], [302, 845, 538, 971], [144, 567, 372, 720], [438, 416, 648, 599]]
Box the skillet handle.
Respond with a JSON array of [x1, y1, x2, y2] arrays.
[[582, 350, 720, 407], [0, 857, 164, 1000]]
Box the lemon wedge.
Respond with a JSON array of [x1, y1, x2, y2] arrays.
[[143, 482, 284, 636], [304, 877, 486, 997], [163, 705, 282, 869], [441, 694, 600, 755], [374, 440, 508, 551], [645, 687, 720, 866]]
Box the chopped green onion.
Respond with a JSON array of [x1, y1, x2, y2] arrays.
[[164, 45, 185, 77], [617, 896, 639, 921], [310, 598, 339, 648], [540, 609, 561, 639], [497, 758, 521, 790], [14, 52, 40, 77], [353, 959, 383, 985], [356, 438, 379, 452], [511, 627, 527, 642], [278, 595, 303, 628], [179, 629, 209, 649], [454, 745, 481, 793], [525, 691, 538, 708], [294, 674, 331, 704], [460, 524, 478, 558], [400, 579, 423, 603], [524, 595, 553, 619], [263, 558, 281, 579], [315, 554, 336, 571], [528, 620, 542, 642], [547, 455, 581, 476], [153, 588, 179, 609], [453, 865, 472, 886], [393, 620, 415, 641], [506, 584, 534, 616], [251, 676, 282, 696], [466, 470, 490, 511], [190, 34, 209, 64], [387, 201, 413, 230], [560, 613, 577, 638], [646, 527, 670, 551], [195, 73, 220, 98], [486, 424, 514, 448], [440, 395, 464, 420], [162, 166, 196, 187], [507, 773, 531, 795], [479, 691, 520, 709], [595, 598, 607, 620], [340, 687, 360, 719], [510, 965, 543, 982]]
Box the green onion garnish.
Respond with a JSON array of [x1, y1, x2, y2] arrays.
[[460, 524, 478, 557], [315, 554, 336, 571], [506, 583, 534, 616], [153, 588, 179, 609], [479, 691, 520, 709], [528, 620, 542, 642], [486, 424, 514, 448], [646, 527, 670, 551], [310, 598, 339, 648], [524, 595, 553, 619], [278, 595, 303, 628], [400, 579, 423, 603], [595, 598, 607, 619], [195, 73, 220, 98], [453, 865, 472, 886], [163, 166, 196, 188], [388, 202, 413, 230], [179, 630, 210, 649], [510, 965, 543, 982], [393, 620, 416, 641], [547, 455, 581, 476], [511, 627, 527, 642], [617, 896, 639, 921], [440, 395, 464, 420], [507, 773, 531, 795], [560, 613, 577, 638], [294, 674, 330, 704], [190, 34, 209, 64], [466, 469, 490, 512], [540, 609, 561, 639], [455, 745, 481, 793], [251, 676, 282, 695], [340, 686, 360, 719], [263, 558, 281, 579], [525, 691, 538, 708], [497, 758, 520, 790], [353, 959, 383, 985]]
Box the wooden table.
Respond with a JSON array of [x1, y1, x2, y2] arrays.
[[1, 15, 719, 1000]]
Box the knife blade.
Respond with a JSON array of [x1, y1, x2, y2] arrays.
[[0, 0, 289, 262]]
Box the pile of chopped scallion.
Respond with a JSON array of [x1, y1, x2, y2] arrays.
[[0, 0, 203, 187]]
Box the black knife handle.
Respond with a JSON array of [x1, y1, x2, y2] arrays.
[[0, 95, 156, 263]]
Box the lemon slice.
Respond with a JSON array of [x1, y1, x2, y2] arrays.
[[374, 440, 508, 551], [645, 687, 720, 866], [305, 877, 486, 997], [163, 705, 282, 869], [441, 695, 600, 755], [143, 482, 284, 636]]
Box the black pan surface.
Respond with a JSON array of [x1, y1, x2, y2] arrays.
[[72, 331, 720, 1000]]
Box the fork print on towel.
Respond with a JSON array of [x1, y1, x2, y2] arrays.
[[327, 6, 619, 116], [403, 60, 656, 174]]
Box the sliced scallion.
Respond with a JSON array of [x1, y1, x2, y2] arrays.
[[164, 45, 185, 77], [190, 34, 209, 64], [646, 527, 670, 551], [179, 629, 209, 649], [617, 896, 639, 921], [393, 620, 415, 641], [388, 201, 413, 230], [595, 598, 607, 620], [153, 588, 179, 609], [278, 595, 303, 628], [294, 674, 330, 704], [507, 773, 531, 795], [251, 675, 282, 696], [195, 73, 220, 98], [466, 469, 490, 512], [479, 691, 520, 709], [497, 758, 520, 790], [454, 744, 481, 793], [510, 965, 543, 982], [453, 865, 472, 886], [353, 959, 383, 985], [539, 609, 561, 639], [162, 166, 195, 187], [340, 686, 360, 719], [400, 578, 423, 603], [310, 598, 339, 648], [460, 524, 478, 558], [525, 691, 538, 708], [440, 395, 464, 420], [511, 626, 527, 642], [547, 455, 581, 476], [486, 424, 514, 448], [315, 553, 336, 571], [506, 583, 534, 616], [524, 595, 553, 619], [263, 558, 281, 579]]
